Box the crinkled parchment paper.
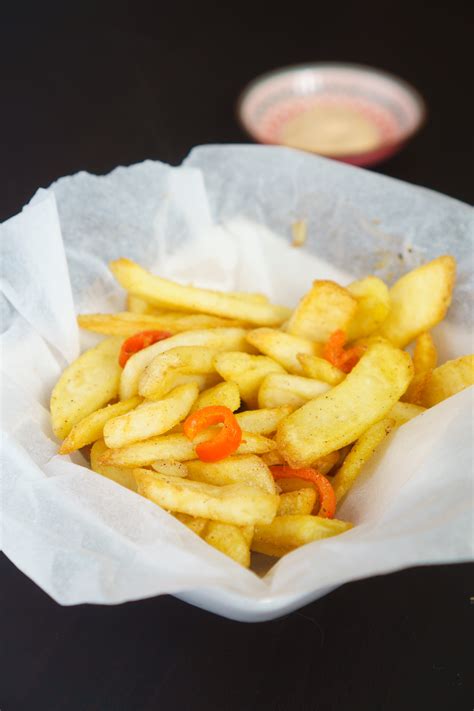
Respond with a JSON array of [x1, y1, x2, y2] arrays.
[[1, 145, 472, 609]]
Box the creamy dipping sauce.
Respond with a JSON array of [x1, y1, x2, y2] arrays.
[[280, 105, 381, 156]]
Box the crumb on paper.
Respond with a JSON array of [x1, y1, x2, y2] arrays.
[[291, 220, 307, 248]]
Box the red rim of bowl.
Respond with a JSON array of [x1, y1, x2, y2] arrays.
[[236, 62, 427, 163]]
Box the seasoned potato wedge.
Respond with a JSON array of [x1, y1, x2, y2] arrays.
[[277, 489, 317, 516], [134, 470, 279, 526], [297, 353, 346, 385], [346, 276, 391, 341], [151, 460, 189, 477], [186, 455, 277, 494], [252, 514, 352, 555], [104, 383, 198, 448], [110, 258, 290, 325], [420, 354, 474, 407], [190, 381, 241, 413], [90, 439, 137, 491], [378, 256, 455, 347], [258, 373, 330, 409], [120, 328, 250, 400], [235, 406, 293, 435], [78, 311, 245, 336], [138, 346, 219, 399], [202, 521, 252, 566], [246, 328, 322, 374], [51, 337, 123, 440], [174, 512, 208, 536], [214, 351, 285, 408], [388, 401, 426, 426], [286, 280, 357, 341], [276, 341, 413, 467], [413, 332, 438, 374]]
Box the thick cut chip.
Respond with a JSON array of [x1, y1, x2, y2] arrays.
[[191, 381, 241, 413], [126, 294, 160, 314], [110, 258, 290, 325], [104, 383, 198, 448], [258, 373, 330, 409], [276, 478, 318, 494], [90, 439, 137, 491], [78, 311, 244, 336], [420, 355, 474, 407], [214, 351, 285, 408], [246, 328, 322, 374], [252, 514, 352, 554], [388, 401, 426, 426], [59, 395, 142, 454], [378, 256, 456, 347], [235, 406, 293, 435], [139, 346, 219, 399], [151, 460, 188, 477], [332, 417, 394, 502], [50, 337, 123, 440], [346, 276, 391, 341], [174, 512, 208, 536], [402, 370, 433, 406], [120, 327, 250, 399], [413, 332, 438, 374], [261, 450, 286, 466], [99, 430, 276, 467], [278, 489, 317, 516], [276, 341, 413, 467], [186, 455, 277, 494], [134, 470, 279, 526], [297, 353, 346, 385], [203, 521, 252, 567], [286, 280, 357, 341]]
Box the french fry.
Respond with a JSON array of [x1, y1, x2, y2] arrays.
[[246, 328, 322, 374], [420, 355, 474, 407], [191, 381, 241, 413], [235, 406, 293, 435], [277, 341, 413, 467], [126, 294, 159, 314], [378, 256, 456, 347], [50, 337, 123, 440], [278, 489, 317, 515], [286, 280, 357, 341], [332, 417, 395, 502], [402, 370, 433, 406], [151, 460, 188, 477], [90, 439, 137, 491], [252, 514, 352, 555], [174, 512, 208, 536], [104, 383, 198, 448], [413, 332, 438, 374], [110, 258, 291, 325], [214, 352, 285, 408], [297, 353, 346, 385], [138, 346, 219, 399], [258, 373, 330, 409], [120, 327, 250, 399], [99, 431, 276, 467], [134, 470, 279, 526], [59, 395, 142, 454], [203, 521, 252, 567], [388, 401, 426, 426], [186, 455, 278, 494], [346, 276, 391, 341], [78, 311, 245, 336], [261, 450, 286, 466]]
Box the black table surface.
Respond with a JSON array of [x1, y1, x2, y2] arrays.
[[1, 4, 472, 710]]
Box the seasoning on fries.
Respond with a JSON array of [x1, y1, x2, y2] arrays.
[[50, 254, 473, 566]]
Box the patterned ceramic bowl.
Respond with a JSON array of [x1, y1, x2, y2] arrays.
[[237, 63, 426, 166]]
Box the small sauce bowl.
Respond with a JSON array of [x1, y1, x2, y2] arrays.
[[237, 63, 426, 166]]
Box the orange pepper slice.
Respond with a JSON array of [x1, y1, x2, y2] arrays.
[[118, 330, 172, 368], [323, 329, 363, 373], [270, 465, 336, 518], [183, 406, 242, 462]]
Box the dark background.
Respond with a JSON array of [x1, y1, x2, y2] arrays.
[[1, 3, 472, 710]]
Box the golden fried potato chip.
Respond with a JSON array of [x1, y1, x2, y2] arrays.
[[346, 276, 391, 341], [378, 256, 455, 347], [258, 373, 330, 409], [402, 370, 433, 406], [134, 470, 279, 526], [59, 395, 142, 454], [276, 341, 413, 467], [104, 383, 198, 448], [332, 417, 394, 502], [186, 455, 277, 494], [388, 401, 426, 426], [110, 258, 290, 325], [78, 311, 245, 336], [203, 521, 252, 567], [420, 354, 474, 407], [252, 514, 352, 554], [297, 353, 346, 385], [51, 337, 123, 440], [151, 460, 189, 477], [191, 381, 241, 413], [277, 489, 317, 516], [286, 280, 357, 341], [214, 351, 285, 408], [138, 346, 219, 399], [246, 328, 322, 374], [90, 439, 137, 491], [413, 332, 438, 374], [235, 406, 293, 435], [174, 512, 208, 536]]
